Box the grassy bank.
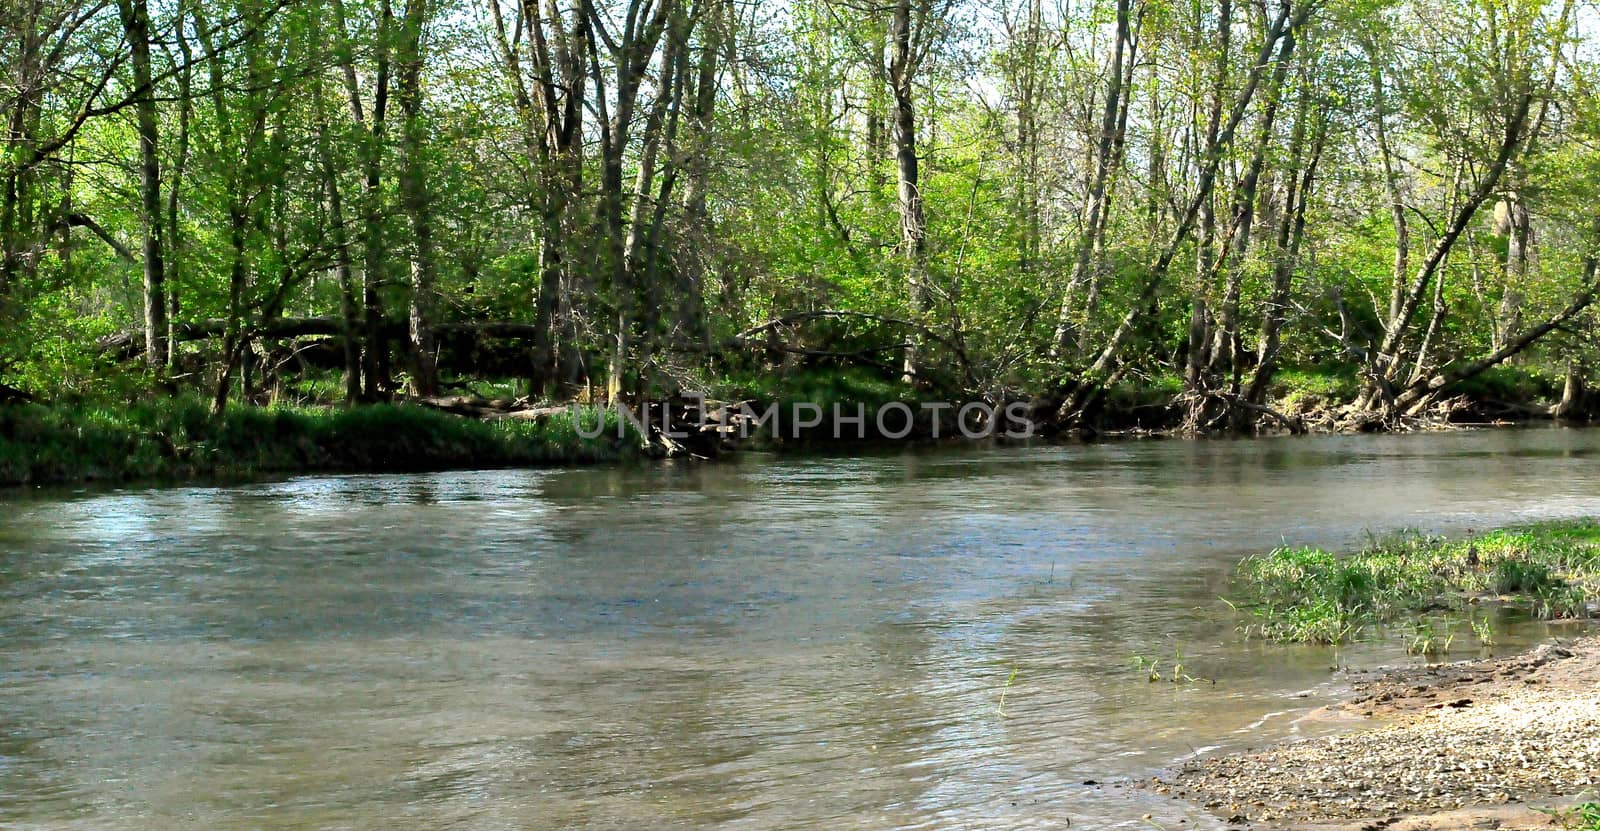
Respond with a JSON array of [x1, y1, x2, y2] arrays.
[[0, 398, 634, 488], [1230, 520, 1600, 647]]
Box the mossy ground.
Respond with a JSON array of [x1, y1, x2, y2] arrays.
[[0, 397, 634, 487]]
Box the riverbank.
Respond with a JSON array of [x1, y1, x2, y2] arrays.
[[3, 356, 1595, 489], [0, 399, 634, 488], [1167, 638, 1600, 830], [0, 391, 1023, 488], [1162, 521, 1600, 829], [0, 373, 1593, 488]]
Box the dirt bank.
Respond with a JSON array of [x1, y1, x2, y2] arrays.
[[1167, 638, 1600, 830]]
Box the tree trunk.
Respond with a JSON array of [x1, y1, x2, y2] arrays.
[[589, 0, 675, 398], [1186, 0, 1231, 409], [888, 0, 929, 382], [1393, 215, 1600, 415], [1059, 0, 1303, 423], [1358, 89, 1534, 416], [1364, 38, 1410, 334], [213, 205, 249, 416], [1, 4, 43, 299], [334, 0, 395, 400], [1245, 72, 1328, 412], [1554, 362, 1585, 421], [1210, 24, 1294, 388], [314, 70, 362, 404], [1494, 191, 1531, 350], [396, 0, 438, 397], [117, 0, 169, 370], [167, 12, 194, 370], [1053, 0, 1132, 355], [677, 0, 723, 348]]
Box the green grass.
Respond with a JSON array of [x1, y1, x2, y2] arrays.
[[0, 397, 636, 487], [1545, 802, 1600, 830], [1268, 366, 1361, 412], [1231, 521, 1600, 644]]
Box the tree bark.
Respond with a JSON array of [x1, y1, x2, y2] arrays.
[[1358, 89, 1534, 415], [1185, 0, 1231, 404], [396, 0, 438, 397], [1245, 73, 1328, 410], [116, 0, 169, 370], [588, 0, 676, 398], [313, 43, 362, 404], [1059, 0, 1303, 423], [1053, 0, 1133, 355], [333, 0, 395, 400], [167, 7, 194, 369], [888, 0, 929, 381], [677, 0, 723, 348], [1394, 215, 1600, 415]]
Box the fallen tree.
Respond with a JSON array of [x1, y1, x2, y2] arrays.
[[99, 319, 553, 358]]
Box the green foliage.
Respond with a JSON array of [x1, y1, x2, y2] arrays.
[[4, 0, 1600, 434], [1406, 617, 1456, 656], [1450, 366, 1565, 404], [1105, 372, 1185, 414], [1130, 649, 1209, 684], [1544, 802, 1600, 831], [1232, 522, 1600, 644], [1492, 558, 1560, 595], [711, 367, 915, 410]]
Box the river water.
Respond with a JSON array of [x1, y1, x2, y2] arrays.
[[2, 428, 1599, 830]]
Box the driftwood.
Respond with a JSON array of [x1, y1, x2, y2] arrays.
[[414, 396, 577, 424], [497, 407, 571, 422], [412, 395, 745, 459], [413, 395, 524, 419]]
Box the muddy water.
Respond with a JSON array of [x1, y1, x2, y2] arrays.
[[2, 428, 1598, 830]]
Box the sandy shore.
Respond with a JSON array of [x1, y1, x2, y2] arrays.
[[1165, 638, 1600, 830]]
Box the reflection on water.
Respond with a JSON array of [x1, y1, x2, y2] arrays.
[[2, 429, 1599, 829]]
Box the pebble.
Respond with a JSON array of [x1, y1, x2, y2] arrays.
[[1169, 642, 1600, 824]]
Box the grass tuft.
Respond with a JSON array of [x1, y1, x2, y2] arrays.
[[1232, 521, 1600, 645]]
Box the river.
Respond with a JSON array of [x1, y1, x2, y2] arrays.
[[2, 428, 1599, 830]]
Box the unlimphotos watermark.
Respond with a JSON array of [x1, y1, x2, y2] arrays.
[[573, 396, 1036, 441]]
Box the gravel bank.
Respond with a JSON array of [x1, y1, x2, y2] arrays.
[[1167, 639, 1600, 829]]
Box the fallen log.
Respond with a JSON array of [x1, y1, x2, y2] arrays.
[[0, 383, 34, 405], [413, 395, 515, 418], [99, 318, 554, 360], [98, 317, 348, 358], [414, 394, 737, 459], [495, 406, 570, 422]]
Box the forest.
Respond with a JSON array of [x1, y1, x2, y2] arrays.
[[3, 0, 1600, 446]]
